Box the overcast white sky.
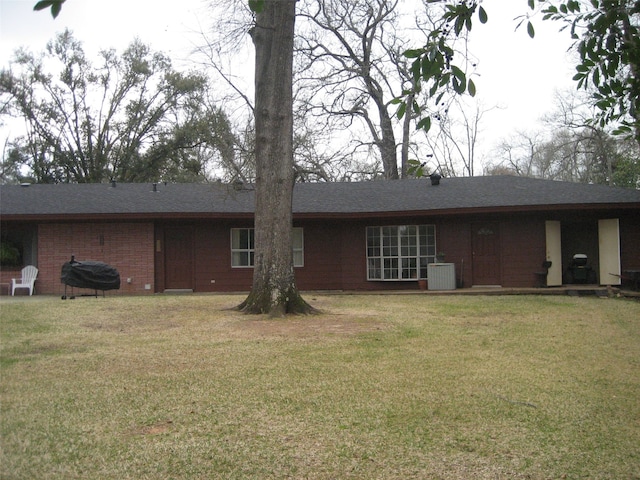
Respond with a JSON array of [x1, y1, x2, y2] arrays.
[[0, 0, 577, 165], [467, 1, 577, 148], [0, 0, 211, 67]]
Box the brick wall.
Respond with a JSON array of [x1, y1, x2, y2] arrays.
[[37, 222, 155, 296], [0, 268, 21, 295]]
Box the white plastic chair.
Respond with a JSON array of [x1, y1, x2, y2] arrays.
[[11, 265, 38, 296]]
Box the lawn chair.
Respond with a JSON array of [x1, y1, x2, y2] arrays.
[[11, 265, 38, 296]]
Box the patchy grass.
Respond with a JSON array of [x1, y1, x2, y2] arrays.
[[1, 294, 639, 479]]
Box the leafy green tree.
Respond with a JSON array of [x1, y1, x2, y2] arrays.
[[0, 144, 26, 184], [611, 148, 640, 187], [401, 0, 640, 148], [0, 30, 233, 183], [33, 0, 66, 18], [545, 0, 639, 143]]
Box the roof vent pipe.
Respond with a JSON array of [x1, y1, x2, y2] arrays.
[[429, 173, 442, 186], [152, 183, 157, 192], [110, 180, 116, 188]]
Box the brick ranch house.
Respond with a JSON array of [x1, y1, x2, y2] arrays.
[[1, 176, 639, 295]]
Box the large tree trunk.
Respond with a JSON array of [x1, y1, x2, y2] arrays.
[[378, 104, 399, 179], [238, 0, 314, 316]]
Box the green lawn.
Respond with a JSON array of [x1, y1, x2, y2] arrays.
[[1, 294, 639, 479]]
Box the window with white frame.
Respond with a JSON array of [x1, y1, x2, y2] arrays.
[[292, 228, 304, 267], [366, 225, 436, 280], [231, 228, 304, 267], [231, 228, 254, 267]]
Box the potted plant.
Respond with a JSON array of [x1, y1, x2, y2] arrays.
[[0, 240, 21, 267]]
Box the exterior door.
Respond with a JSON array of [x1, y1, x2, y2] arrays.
[[472, 223, 501, 286], [598, 218, 621, 285], [164, 226, 194, 290], [545, 220, 563, 286]]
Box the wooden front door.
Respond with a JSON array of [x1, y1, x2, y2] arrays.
[[164, 226, 194, 290], [472, 223, 501, 286]]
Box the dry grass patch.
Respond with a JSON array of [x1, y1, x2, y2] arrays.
[[1, 294, 639, 479]]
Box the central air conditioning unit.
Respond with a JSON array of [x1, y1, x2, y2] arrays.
[[427, 263, 456, 290]]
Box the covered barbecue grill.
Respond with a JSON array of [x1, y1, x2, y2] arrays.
[[61, 256, 120, 299], [564, 253, 597, 284]]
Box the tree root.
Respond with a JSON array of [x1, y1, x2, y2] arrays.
[[236, 288, 318, 317]]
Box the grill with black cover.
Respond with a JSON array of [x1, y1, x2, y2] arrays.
[[61, 256, 120, 299]]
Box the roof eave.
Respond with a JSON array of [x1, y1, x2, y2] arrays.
[[0, 212, 255, 222], [1, 202, 637, 223], [292, 202, 640, 219]]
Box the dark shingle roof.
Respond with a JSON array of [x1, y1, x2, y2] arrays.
[[1, 182, 254, 217], [1, 176, 639, 219]]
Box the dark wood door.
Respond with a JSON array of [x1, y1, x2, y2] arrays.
[[472, 223, 501, 286], [164, 227, 194, 290]]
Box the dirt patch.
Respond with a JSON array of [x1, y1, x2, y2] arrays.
[[228, 312, 390, 339], [82, 318, 181, 333], [127, 420, 174, 436]]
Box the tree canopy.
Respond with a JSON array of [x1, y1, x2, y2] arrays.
[[34, 0, 638, 179], [402, 0, 640, 148], [1, 30, 236, 184], [33, 0, 640, 149]]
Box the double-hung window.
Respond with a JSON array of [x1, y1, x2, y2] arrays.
[[231, 228, 255, 267], [231, 228, 304, 267], [292, 228, 304, 267], [366, 225, 435, 280]]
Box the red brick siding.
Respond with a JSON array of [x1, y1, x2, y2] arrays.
[[157, 221, 359, 293], [14, 212, 634, 296], [619, 214, 640, 271], [294, 222, 345, 290], [339, 222, 373, 290], [0, 268, 22, 295], [298, 219, 474, 292], [301, 220, 417, 292], [499, 216, 546, 287], [438, 219, 473, 288], [154, 222, 254, 293], [194, 222, 253, 292], [38, 222, 154, 295], [194, 224, 217, 291]]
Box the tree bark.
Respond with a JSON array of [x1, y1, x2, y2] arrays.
[[238, 0, 314, 316], [376, 100, 400, 179]]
